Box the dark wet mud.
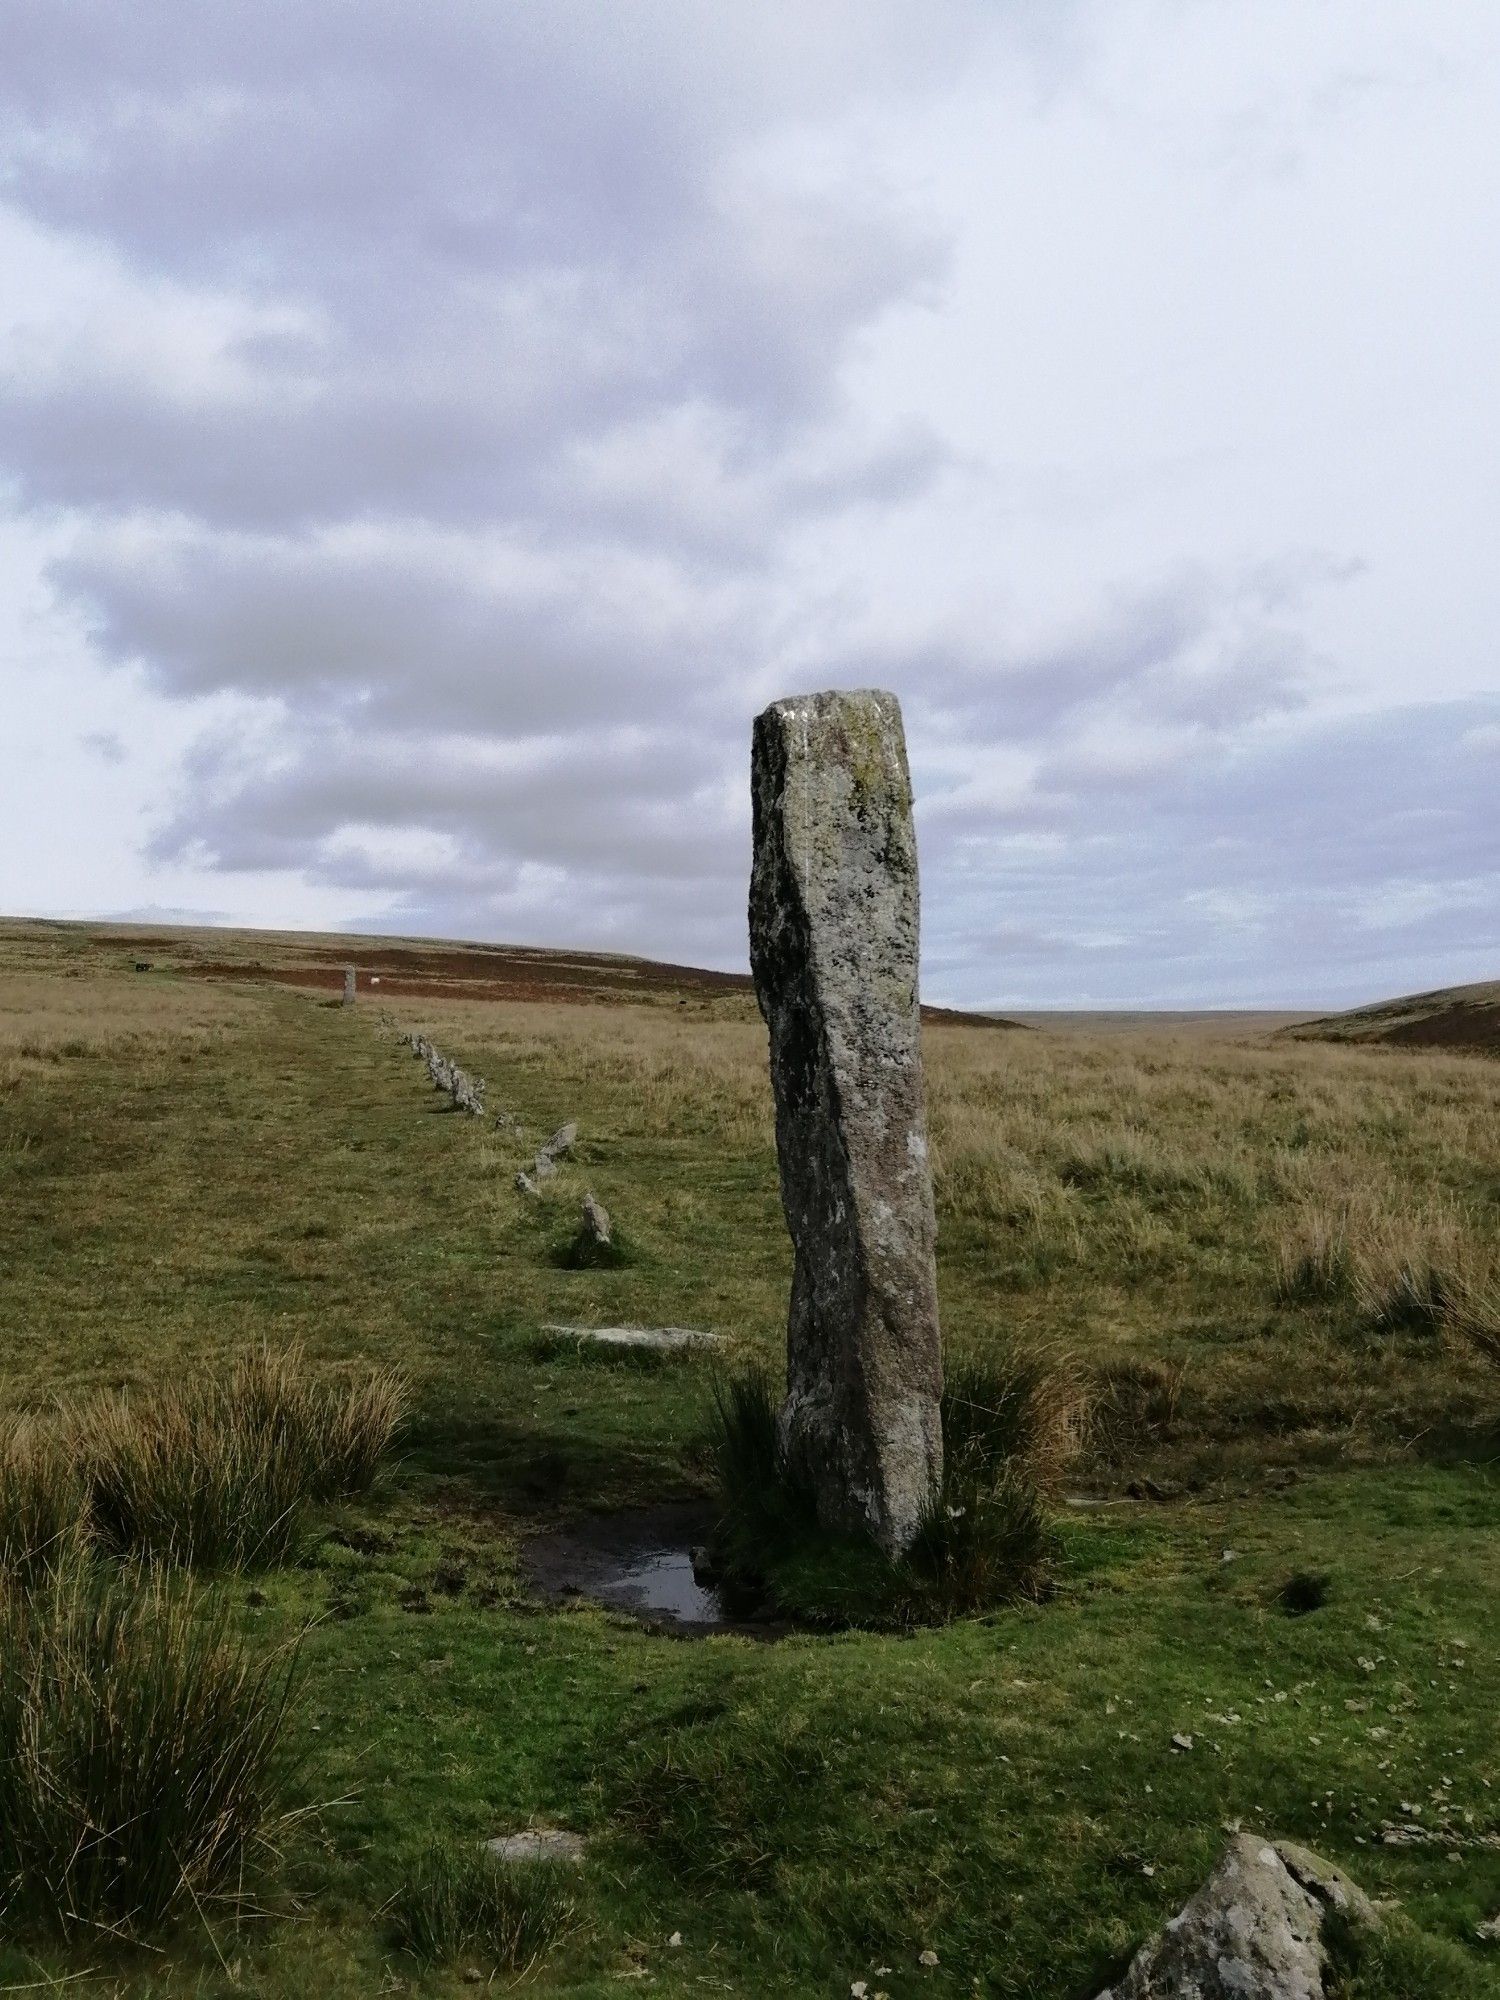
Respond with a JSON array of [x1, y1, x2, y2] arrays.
[[522, 1502, 740, 1632]]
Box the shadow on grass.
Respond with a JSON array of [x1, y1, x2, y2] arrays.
[[399, 1402, 700, 1520]]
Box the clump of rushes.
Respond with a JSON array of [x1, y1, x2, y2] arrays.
[[0, 1568, 297, 1936], [84, 1347, 407, 1571], [1448, 1273, 1500, 1366], [1272, 1207, 1357, 1304], [706, 1350, 1077, 1628], [1089, 1353, 1187, 1465], [223, 1345, 407, 1502], [0, 1414, 91, 1592], [1356, 1255, 1460, 1337], [388, 1840, 577, 1971]]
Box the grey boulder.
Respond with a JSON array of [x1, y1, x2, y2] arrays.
[[1098, 1834, 1378, 2000]]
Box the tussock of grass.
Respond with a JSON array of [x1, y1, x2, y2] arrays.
[[1091, 1354, 1187, 1463], [1277, 1569, 1332, 1616], [896, 1467, 1053, 1625], [1448, 1275, 1500, 1366], [0, 1569, 296, 1936], [550, 1226, 637, 1271], [1273, 1207, 1358, 1304], [1357, 1257, 1458, 1336], [706, 1353, 1072, 1627], [1271, 1199, 1500, 1361], [387, 1840, 576, 1970], [0, 1414, 90, 1590], [84, 1347, 407, 1570], [943, 1349, 1087, 1495]]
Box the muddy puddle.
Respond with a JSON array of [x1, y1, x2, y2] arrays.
[[522, 1502, 764, 1635]]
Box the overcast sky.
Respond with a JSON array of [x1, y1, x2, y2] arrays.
[[1, 0, 1495, 1007]]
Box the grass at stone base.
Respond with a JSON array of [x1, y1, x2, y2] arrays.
[[2, 1468, 1494, 1997], [1, 945, 1498, 1994]]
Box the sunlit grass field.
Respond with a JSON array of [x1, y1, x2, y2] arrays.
[[1, 918, 1497, 1996]]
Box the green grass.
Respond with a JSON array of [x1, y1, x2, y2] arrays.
[[1327, 1906, 1500, 1998], [387, 1839, 578, 1971], [0, 931, 1497, 1994]]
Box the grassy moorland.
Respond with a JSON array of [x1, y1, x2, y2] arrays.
[[1289, 978, 1500, 1057], [1, 917, 1498, 1997]]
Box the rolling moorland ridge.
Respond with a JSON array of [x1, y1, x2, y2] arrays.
[[1287, 980, 1500, 1056], [1, 913, 1498, 1998]]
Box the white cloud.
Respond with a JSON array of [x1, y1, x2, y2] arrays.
[[0, 0, 1495, 1004]]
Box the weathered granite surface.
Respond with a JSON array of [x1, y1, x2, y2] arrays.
[[484, 1828, 585, 1865], [749, 688, 942, 1554], [1097, 1833, 1378, 1999], [540, 1323, 722, 1352]]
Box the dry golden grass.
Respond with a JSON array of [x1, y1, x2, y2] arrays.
[[400, 996, 1499, 1308], [385, 994, 1500, 1466], [387, 994, 772, 1144], [83, 1346, 409, 1570], [0, 971, 254, 1069]]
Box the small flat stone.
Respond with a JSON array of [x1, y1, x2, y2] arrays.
[[541, 1324, 723, 1352], [484, 1828, 586, 1865]]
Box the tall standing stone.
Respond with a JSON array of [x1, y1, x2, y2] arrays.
[[749, 689, 942, 1554], [342, 966, 357, 1006]]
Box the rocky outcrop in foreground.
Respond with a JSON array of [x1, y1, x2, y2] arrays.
[[1097, 1834, 1377, 1999]]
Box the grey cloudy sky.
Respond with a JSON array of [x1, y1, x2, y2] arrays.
[[1, 0, 1495, 1007]]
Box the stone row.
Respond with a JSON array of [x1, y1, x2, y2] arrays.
[[515, 1120, 578, 1195], [397, 1030, 489, 1118]]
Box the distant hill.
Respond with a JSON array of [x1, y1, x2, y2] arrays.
[[1, 916, 1019, 1029], [1285, 979, 1500, 1055]]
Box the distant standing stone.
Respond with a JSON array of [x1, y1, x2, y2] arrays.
[[580, 1191, 612, 1246], [342, 966, 356, 1006], [749, 688, 942, 1555]]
